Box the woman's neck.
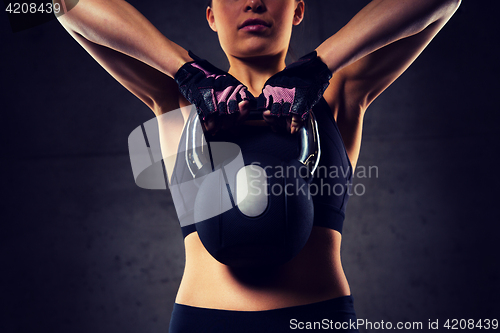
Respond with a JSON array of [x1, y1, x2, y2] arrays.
[[227, 52, 287, 97]]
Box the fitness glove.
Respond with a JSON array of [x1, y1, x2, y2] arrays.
[[257, 51, 332, 120], [175, 51, 255, 120]]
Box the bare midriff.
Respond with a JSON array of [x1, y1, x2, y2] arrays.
[[175, 226, 351, 311]]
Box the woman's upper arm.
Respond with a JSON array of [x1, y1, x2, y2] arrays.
[[322, 6, 459, 167], [67, 30, 182, 114], [320, 0, 461, 116], [55, 0, 192, 113], [331, 17, 454, 114]]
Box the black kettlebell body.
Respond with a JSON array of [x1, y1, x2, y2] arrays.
[[186, 111, 320, 267]]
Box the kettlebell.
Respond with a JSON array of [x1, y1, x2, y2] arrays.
[[185, 109, 321, 267]]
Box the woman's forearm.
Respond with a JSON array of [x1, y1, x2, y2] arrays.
[[53, 0, 190, 78], [316, 0, 461, 74]]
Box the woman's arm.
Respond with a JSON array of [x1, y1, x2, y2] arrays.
[[54, 0, 192, 113], [317, 0, 460, 79], [316, 0, 461, 166]]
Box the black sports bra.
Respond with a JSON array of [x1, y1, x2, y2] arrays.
[[170, 97, 352, 237]]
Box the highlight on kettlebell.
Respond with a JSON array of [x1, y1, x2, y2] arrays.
[[128, 105, 263, 227]]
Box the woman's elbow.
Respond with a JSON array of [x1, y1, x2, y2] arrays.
[[443, 0, 462, 17], [430, 0, 461, 23], [449, 0, 461, 12]]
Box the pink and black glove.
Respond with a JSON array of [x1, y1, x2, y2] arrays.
[[175, 51, 255, 120], [257, 51, 332, 120]]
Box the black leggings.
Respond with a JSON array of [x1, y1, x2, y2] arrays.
[[169, 295, 359, 332]]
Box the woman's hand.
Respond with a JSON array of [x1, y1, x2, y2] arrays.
[[262, 111, 303, 135], [175, 52, 256, 124], [202, 99, 253, 136], [256, 51, 332, 134]]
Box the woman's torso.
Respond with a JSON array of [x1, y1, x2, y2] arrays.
[[178, 227, 350, 310]]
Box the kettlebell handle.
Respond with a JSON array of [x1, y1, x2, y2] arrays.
[[185, 107, 212, 178], [246, 109, 321, 177], [185, 107, 321, 178], [298, 111, 321, 177]]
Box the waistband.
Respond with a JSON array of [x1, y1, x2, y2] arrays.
[[170, 295, 358, 332], [173, 295, 355, 316]]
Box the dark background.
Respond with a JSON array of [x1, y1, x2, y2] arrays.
[[1, 1, 499, 332]]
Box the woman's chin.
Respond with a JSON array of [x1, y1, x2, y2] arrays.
[[231, 43, 283, 60]]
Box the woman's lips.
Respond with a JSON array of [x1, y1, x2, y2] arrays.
[[239, 19, 271, 32]]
